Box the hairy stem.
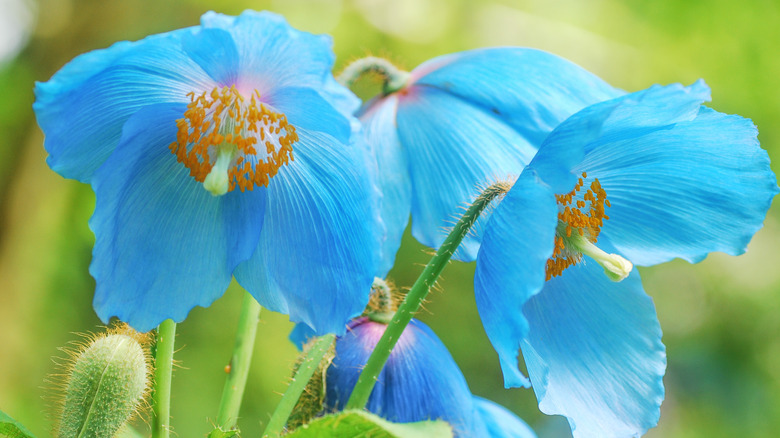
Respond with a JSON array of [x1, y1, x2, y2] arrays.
[[337, 56, 410, 95], [345, 182, 510, 409]]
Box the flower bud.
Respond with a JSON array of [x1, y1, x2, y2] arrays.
[[324, 318, 535, 438], [53, 325, 151, 438]]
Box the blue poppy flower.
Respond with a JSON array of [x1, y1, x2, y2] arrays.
[[33, 11, 381, 334], [358, 48, 623, 273], [474, 81, 778, 437], [325, 317, 536, 438]]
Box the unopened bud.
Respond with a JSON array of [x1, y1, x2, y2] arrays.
[[55, 325, 151, 438]]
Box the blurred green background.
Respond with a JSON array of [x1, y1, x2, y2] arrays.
[[1, 0, 779, 437]]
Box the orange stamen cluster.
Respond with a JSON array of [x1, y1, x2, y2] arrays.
[[545, 172, 611, 280], [169, 85, 298, 192]]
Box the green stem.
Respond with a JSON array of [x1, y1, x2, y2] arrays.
[[345, 182, 509, 410], [337, 56, 410, 95], [210, 292, 262, 436], [262, 334, 336, 438], [152, 319, 176, 438]]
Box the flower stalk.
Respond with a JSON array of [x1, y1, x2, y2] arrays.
[[345, 182, 510, 410], [210, 292, 262, 436], [152, 319, 176, 438]]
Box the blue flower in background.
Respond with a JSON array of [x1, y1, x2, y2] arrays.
[[358, 48, 623, 274], [325, 317, 537, 438], [33, 11, 381, 334], [475, 81, 778, 437]]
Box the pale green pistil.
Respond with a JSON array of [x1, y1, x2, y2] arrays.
[[203, 145, 238, 196], [569, 232, 633, 282]]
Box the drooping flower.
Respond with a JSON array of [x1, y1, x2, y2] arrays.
[[33, 11, 381, 334], [356, 48, 623, 273], [474, 81, 778, 437], [324, 317, 536, 438]]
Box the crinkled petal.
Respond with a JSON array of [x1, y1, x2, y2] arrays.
[[412, 47, 623, 147], [474, 170, 560, 388], [326, 319, 487, 437], [34, 29, 214, 182], [521, 253, 666, 438], [396, 87, 537, 261], [234, 127, 381, 335], [200, 11, 339, 96], [360, 96, 412, 276], [89, 104, 266, 332], [529, 81, 710, 195], [473, 397, 537, 438], [568, 83, 779, 265]]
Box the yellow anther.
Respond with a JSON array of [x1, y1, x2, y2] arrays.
[[169, 86, 298, 194], [547, 172, 615, 280]]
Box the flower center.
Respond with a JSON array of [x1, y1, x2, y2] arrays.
[[545, 172, 632, 282], [169, 85, 298, 195]]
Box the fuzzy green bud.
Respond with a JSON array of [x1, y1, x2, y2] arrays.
[[362, 278, 402, 324], [56, 330, 150, 438], [285, 337, 336, 431]]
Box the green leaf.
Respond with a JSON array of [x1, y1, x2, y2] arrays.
[[283, 410, 452, 438], [0, 410, 36, 438]]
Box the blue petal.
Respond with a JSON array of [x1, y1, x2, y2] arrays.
[[325, 319, 488, 437], [233, 127, 381, 336], [596, 80, 709, 129], [181, 27, 239, 85], [34, 29, 214, 183], [267, 86, 353, 144], [321, 73, 363, 119], [200, 11, 339, 97], [89, 104, 266, 332], [412, 47, 623, 147], [199, 10, 360, 146], [529, 81, 705, 193], [288, 322, 316, 350], [359, 96, 412, 276], [569, 82, 779, 265], [473, 397, 537, 438], [396, 87, 537, 261], [521, 256, 666, 438], [474, 170, 560, 388], [527, 99, 621, 193]]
